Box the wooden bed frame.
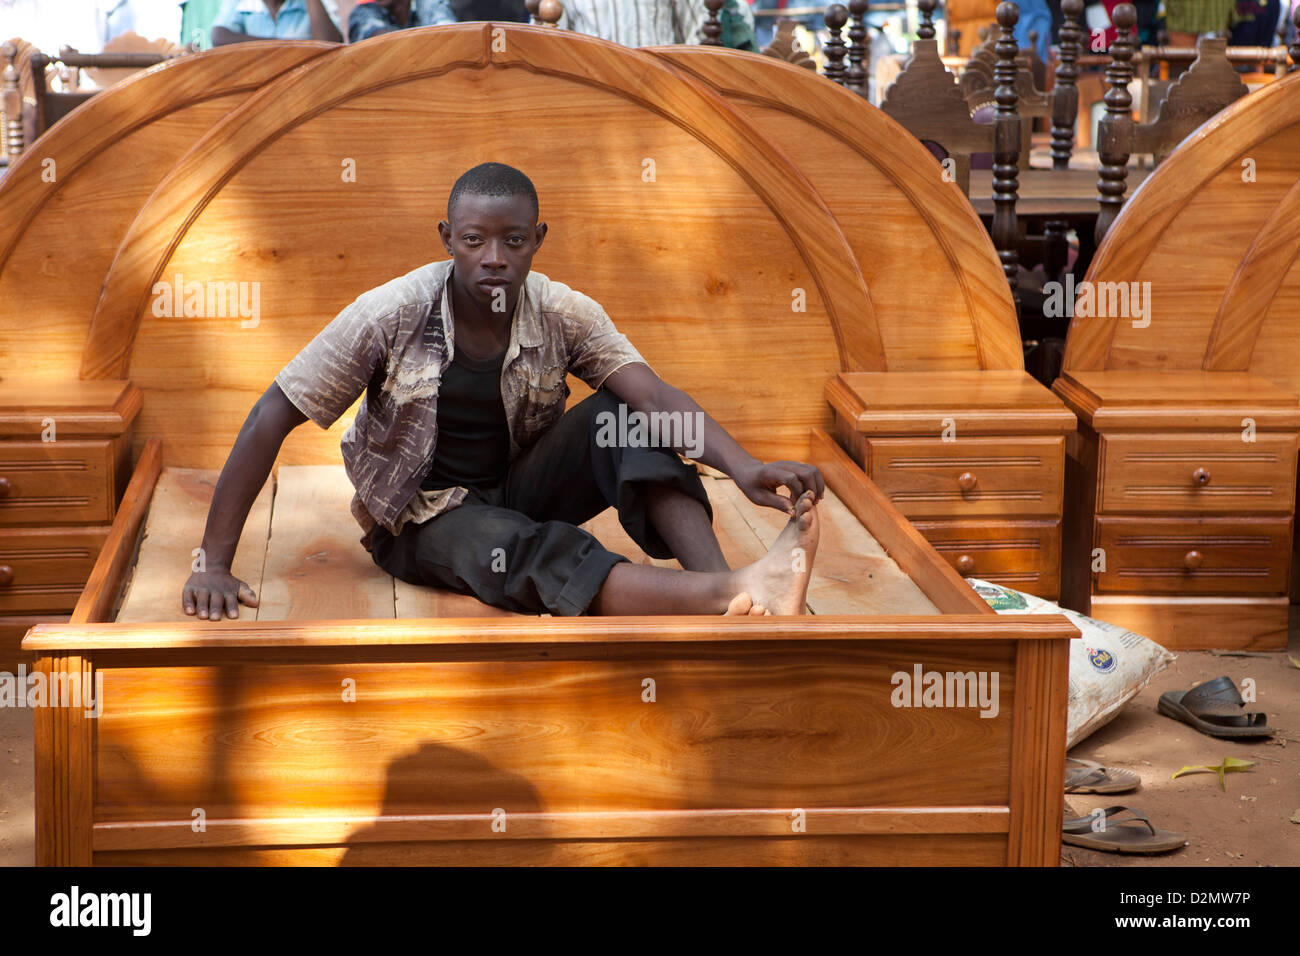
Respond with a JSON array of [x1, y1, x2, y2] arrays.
[[1053, 67, 1300, 649], [6, 24, 1075, 866]]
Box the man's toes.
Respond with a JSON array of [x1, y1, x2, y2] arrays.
[[748, 603, 767, 615], [725, 592, 754, 615]]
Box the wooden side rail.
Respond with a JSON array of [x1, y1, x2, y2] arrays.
[[68, 437, 161, 625]]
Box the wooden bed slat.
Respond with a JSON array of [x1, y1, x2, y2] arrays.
[[114, 463, 274, 624], [256, 465, 394, 621]]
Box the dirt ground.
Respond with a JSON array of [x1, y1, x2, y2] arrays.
[[2, 617, 1298, 868]]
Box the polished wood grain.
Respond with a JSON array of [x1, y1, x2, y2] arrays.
[[656, 46, 1022, 371], [866, 436, 1064, 519], [0, 46, 332, 387], [1006, 635, 1068, 866], [912, 518, 1061, 600], [68, 437, 161, 625], [0, 439, 120, 526], [96, 833, 1010, 866], [1094, 515, 1292, 594], [1062, 69, 1300, 381], [0, 381, 141, 438], [0, 525, 110, 614], [828, 371, 1076, 436], [1053, 371, 1298, 648], [1087, 594, 1289, 650], [1098, 432, 1297, 515], [34, 652, 95, 865]]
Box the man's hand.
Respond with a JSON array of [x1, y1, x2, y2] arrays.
[[735, 460, 826, 515], [182, 569, 259, 621]]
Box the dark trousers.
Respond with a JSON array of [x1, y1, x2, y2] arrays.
[[369, 389, 713, 615]]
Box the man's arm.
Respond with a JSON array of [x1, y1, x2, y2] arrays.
[[602, 363, 825, 515], [181, 382, 308, 621]]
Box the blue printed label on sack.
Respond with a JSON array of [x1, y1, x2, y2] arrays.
[[1086, 646, 1116, 673]]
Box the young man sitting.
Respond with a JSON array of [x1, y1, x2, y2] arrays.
[[181, 163, 823, 621]]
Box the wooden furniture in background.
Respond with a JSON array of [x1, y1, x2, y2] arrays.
[[0, 382, 140, 668], [7, 24, 1073, 866], [828, 371, 1076, 599], [26, 41, 193, 144], [1056, 60, 1300, 648], [1053, 373, 1299, 650], [1094, 4, 1250, 243]]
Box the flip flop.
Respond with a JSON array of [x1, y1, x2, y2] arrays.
[[1157, 676, 1275, 739], [1065, 758, 1141, 794], [1061, 806, 1186, 854]]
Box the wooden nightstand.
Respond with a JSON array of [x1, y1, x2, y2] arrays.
[[827, 370, 1077, 599], [0, 381, 141, 667], [1053, 371, 1300, 650]]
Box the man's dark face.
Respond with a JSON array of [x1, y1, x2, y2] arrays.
[[438, 193, 546, 315]]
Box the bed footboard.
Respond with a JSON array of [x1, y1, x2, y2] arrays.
[[25, 613, 1071, 866]]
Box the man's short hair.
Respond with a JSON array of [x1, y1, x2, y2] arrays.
[[448, 163, 539, 221]]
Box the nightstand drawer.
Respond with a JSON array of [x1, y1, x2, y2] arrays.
[[1098, 432, 1297, 515], [867, 436, 1063, 518], [0, 526, 110, 613], [1094, 516, 1292, 595], [912, 519, 1060, 599], [0, 440, 116, 526]]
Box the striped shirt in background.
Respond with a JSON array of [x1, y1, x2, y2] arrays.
[[558, 0, 756, 48]]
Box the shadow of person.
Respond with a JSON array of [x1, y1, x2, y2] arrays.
[[339, 741, 553, 865]]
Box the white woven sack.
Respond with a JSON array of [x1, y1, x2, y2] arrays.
[[966, 579, 1177, 748]]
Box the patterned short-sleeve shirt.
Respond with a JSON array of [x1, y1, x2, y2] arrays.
[[275, 259, 649, 548]]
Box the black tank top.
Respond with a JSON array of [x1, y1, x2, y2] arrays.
[[420, 348, 511, 491]]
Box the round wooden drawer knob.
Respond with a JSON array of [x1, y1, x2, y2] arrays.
[[0, 476, 10, 496], [1192, 468, 1211, 486], [956, 554, 976, 574], [1184, 550, 1203, 571], [957, 471, 978, 492], [0, 565, 12, 586]]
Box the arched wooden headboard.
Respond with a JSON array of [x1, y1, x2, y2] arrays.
[[1, 25, 1022, 471], [1062, 70, 1300, 397], [0, 42, 334, 385]]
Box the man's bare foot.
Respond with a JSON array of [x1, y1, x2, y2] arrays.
[[722, 592, 772, 616], [731, 491, 819, 615]]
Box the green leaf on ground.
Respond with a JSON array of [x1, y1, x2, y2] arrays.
[[1171, 757, 1256, 791], [1288, 654, 1300, 670]]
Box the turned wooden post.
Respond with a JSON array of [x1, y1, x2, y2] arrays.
[[701, 0, 725, 45], [2, 43, 23, 161], [917, 0, 937, 40], [537, 0, 563, 27], [992, 1, 1022, 294], [846, 0, 870, 94], [525, 0, 540, 24], [1095, 2, 1136, 246], [824, 5, 849, 85], [1050, 0, 1083, 168]]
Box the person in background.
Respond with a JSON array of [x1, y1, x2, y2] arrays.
[[1012, 0, 1053, 61], [348, 0, 457, 42], [559, 0, 756, 49], [448, 0, 530, 20], [181, 0, 227, 48], [211, 0, 343, 44]]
